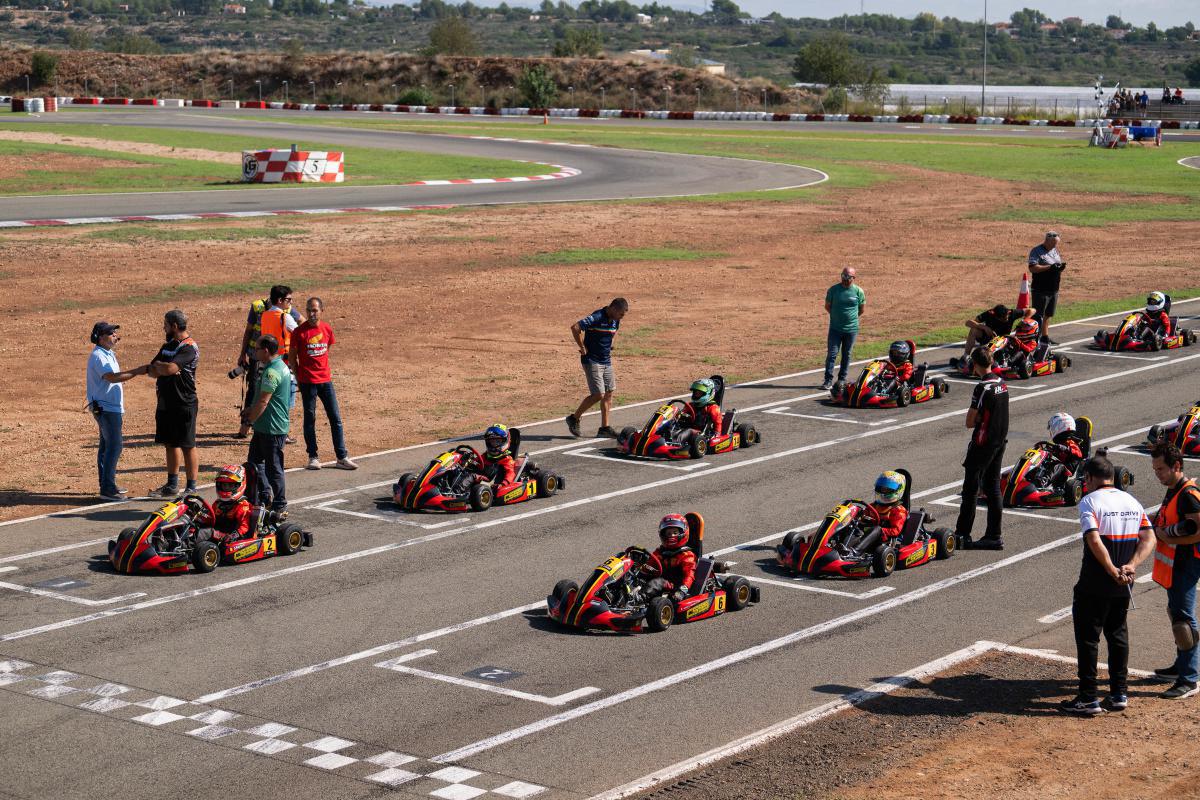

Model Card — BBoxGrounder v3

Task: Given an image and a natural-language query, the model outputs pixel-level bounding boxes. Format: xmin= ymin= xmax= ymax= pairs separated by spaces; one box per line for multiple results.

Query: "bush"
xmin=396 ymin=86 xmax=434 ymax=105
xmin=30 ymin=51 xmax=58 ymax=87
xmin=1185 ymin=57 xmax=1200 ymax=86
xmin=518 ymin=63 xmax=557 ymax=107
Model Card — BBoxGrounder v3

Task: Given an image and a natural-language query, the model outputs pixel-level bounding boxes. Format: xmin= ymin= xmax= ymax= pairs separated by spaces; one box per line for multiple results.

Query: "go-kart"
xmin=1094 ymin=298 xmax=1194 ymax=352
xmin=949 ymin=334 xmax=1069 ymax=380
xmin=998 ymin=417 xmax=1133 ymax=507
xmin=1148 ymin=404 xmax=1200 ymax=457
xmin=547 ymin=512 xmax=760 ymax=632
xmin=108 ymin=494 xmax=314 ymax=575
xmin=618 ymin=375 xmax=760 ymax=460
xmin=776 ymin=469 xmax=954 ymax=579
xmin=831 ymin=340 xmax=948 ymax=408
xmin=392 ymin=427 xmax=564 ymax=513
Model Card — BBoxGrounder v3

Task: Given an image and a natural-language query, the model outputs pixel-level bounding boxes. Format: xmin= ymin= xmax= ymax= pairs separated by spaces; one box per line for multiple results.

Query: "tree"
xmin=667 ymin=47 xmax=699 ymax=67
xmin=518 ymin=63 xmax=558 ymax=107
xmin=792 ymin=33 xmax=858 ymax=87
xmin=67 ymin=28 xmax=92 ymax=50
xmin=426 ymin=15 xmax=477 ymax=55
xmin=708 ymin=0 xmax=742 ymax=25
xmin=30 ymin=51 xmax=58 ymax=86
xmin=1105 ymin=14 xmax=1128 ymax=30
xmin=1185 ymin=57 xmax=1200 ymax=86
xmin=552 ymin=25 xmax=602 ymax=57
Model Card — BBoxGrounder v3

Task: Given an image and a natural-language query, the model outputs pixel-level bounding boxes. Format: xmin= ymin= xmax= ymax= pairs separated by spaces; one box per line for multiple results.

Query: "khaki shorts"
xmin=583 ymin=359 xmax=616 ymax=395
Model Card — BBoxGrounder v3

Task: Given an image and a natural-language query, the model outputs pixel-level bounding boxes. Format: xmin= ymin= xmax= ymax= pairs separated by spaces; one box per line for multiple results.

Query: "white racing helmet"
xmin=1047 ymin=412 xmax=1075 ymax=439
xmin=1146 ymin=291 xmax=1166 ymax=313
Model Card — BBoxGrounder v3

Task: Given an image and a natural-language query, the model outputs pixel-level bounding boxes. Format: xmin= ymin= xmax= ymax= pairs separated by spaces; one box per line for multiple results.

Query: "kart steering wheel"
xmin=182 ymin=494 xmax=213 ymax=521
xmin=455 ymin=445 xmax=480 ymax=466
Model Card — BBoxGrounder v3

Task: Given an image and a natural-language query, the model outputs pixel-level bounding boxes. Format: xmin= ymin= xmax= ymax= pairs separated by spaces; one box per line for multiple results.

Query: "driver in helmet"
xmin=677 ymin=378 xmax=723 ymax=443
xmin=639 ymin=513 xmax=698 ymax=604
xmin=879 ymin=341 xmax=915 ymax=386
xmin=1001 ymin=310 xmax=1040 ymax=363
xmin=1140 ymin=291 xmax=1173 ymax=345
xmin=477 ymin=423 xmax=519 ymax=489
xmin=192 ymin=464 xmax=257 ymax=540
xmin=868 ymin=470 xmax=910 ymax=544
xmin=1046 ymin=412 xmax=1084 ymax=477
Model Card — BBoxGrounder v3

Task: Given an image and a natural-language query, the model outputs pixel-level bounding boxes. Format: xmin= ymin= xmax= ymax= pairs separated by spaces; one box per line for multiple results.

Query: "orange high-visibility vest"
xmin=259 ymin=308 xmax=292 ymax=357
xmin=1153 ymin=478 xmax=1200 ymax=589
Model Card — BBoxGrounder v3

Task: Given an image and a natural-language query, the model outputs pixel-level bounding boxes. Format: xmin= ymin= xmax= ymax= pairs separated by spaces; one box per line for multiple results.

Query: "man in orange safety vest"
xmin=1151 ymin=440 xmax=1200 ymax=699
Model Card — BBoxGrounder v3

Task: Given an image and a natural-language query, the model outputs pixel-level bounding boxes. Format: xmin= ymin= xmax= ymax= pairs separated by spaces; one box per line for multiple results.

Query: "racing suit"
xmin=642 ymin=545 xmax=698 ymax=601
xmin=195 ymin=498 xmax=257 ymax=540
xmin=869 ymin=501 xmax=910 ymax=543
xmin=879 ymin=360 xmax=914 ymax=398
xmin=679 ymin=402 xmax=723 ymax=442
xmin=1047 ymin=433 xmax=1084 ymax=485
xmin=479 ymin=449 xmax=519 ymax=490
xmin=1000 ymin=324 xmax=1039 ymax=369
xmin=1142 ymin=310 xmax=1173 ymax=337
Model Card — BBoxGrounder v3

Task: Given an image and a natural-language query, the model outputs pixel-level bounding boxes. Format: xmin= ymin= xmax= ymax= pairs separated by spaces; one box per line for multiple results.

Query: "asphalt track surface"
xmin=3 ymin=304 xmax=1200 ymax=799
xmin=0 ymin=110 xmax=827 ymax=223
xmin=1182 ymin=155 xmax=1200 ymax=170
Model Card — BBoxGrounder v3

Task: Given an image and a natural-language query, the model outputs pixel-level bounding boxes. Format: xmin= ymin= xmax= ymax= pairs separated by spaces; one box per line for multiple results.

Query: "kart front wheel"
xmin=117 ymin=526 xmax=136 ymax=543
xmin=192 ymin=540 xmax=220 ymax=573
xmin=469 ymin=482 xmax=494 ymax=512
xmin=688 ymin=436 xmax=708 ymax=459
xmin=830 ymin=381 xmax=845 ymax=401
xmin=393 ymin=473 xmax=416 ymax=501
xmin=618 ymin=426 xmax=637 ymax=447
xmin=1115 ymin=466 xmax=1134 ymax=490
xmin=896 ymin=387 xmax=911 ymax=407
xmin=1016 ymin=359 xmax=1031 ymax=380
xmin=871 ymin=544 xmax=896 ymax=578
xmin=736 ymin=423 xmax=760 ymax=448
xmin=278 ymin=523 xmax=304 ymax=555
xmin=933 ymin=527 xmax=955 ymax=560
xmin=725 ymin=577 xmax=752 ymax=610
xmin=552 ymin=579 xmax=578 ymax=603
xmin=1064 ymin=478 xmax=1083 ymax=506
xmin=781 ymin=530 xmax=802 ymax=553
xmin=645 ymin=596 xmax=674 ymax=632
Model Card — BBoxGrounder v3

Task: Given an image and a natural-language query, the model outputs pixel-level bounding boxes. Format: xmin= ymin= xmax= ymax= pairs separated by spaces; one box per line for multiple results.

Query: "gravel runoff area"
xmin=631 ymin=649 xmax=1200 ymax=800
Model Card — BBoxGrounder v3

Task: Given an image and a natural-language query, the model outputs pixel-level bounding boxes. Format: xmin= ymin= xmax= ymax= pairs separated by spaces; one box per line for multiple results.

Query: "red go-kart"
xmin=1094 ymin=299 xmax=1195 ymax=352
xmin=832 ymin=340 xmax=948 ymax=408
xmin=998 ymin=417 xmax=1133 ymax=507
xmin=547 ymin=512 xmax=760 ymax=632
xmin=618 ymin=375 xmax=760 ymax=460
xmin=1148 ymin=404 xmax=1200 ymax=457
xmin=393 ymin=427 xmax=564 ymax=513
xmin=776 ymin=470 xmax=954 ymax=579
xmin=950 ymin=334 xmax=1069 ymax=380
xmin=108 ymin=495 xmax=313 ymax=575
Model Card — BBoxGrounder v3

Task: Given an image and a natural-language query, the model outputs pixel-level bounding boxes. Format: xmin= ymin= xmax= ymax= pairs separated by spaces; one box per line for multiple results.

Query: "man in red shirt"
xmin=290 ymin=297 xmax=356 ymax=470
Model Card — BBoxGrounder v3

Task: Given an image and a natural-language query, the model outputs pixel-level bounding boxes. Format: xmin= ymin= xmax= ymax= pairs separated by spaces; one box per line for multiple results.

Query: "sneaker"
xmin=99 ymin=489 xmax=128 ymax=501
xmin=1104 ymin=694 xmax=1128 ymax=711
xmin=820 ymin=381 xmax=833 ymax=391
xmin=565 ymin=414 xmax=581 ymax=437
xmin=1059 ymin=696 xmax=1103 ymax=716
xmin=1153 ymin=664 xmax=1180 ymax=682
xmin=972 ymin=536 xmax=1005 ymax=551
xmin=596 ymin=426 xmax=618 ymax=438
xmin=285 ymin=435 xmax=297 ymax=445
xmin=306 ymin=457 xmax=322 ymax=470
xmin=146 ymin=483 xmax=181 ymax=499
xmin=1161 ymin=680 xmax=1199 ymax=699
xmin=335 ymin=457 xmax=358 ymax=470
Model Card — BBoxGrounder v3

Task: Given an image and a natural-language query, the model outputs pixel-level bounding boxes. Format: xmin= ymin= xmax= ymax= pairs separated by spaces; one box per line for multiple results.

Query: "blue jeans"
xmin=248 ymin=431 xmax=287 ymax=510
xmin=299 ymin=381 xmax=348 ymax=460
xmin=824 ymin=329 xmax=858 ymax=384
xmin=1168 ymin=546 xmax=1200 ymax=684
xmin=95 ymin=410 xmax=123 ymax=494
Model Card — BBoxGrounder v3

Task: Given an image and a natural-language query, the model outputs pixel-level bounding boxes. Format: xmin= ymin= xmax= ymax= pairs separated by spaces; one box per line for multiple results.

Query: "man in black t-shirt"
xmin=147 ymin=309 xmax=201 ymax=499
xmin=961 ymin=304 xmax=1017 ymax=362
xmin=1150 ymin=441 xmax=1200 ymax=699
xmin=1028 ymin=231 xmax=1066 ymax=343
xmin=955 ymin=346 xmax=1009 ymax=550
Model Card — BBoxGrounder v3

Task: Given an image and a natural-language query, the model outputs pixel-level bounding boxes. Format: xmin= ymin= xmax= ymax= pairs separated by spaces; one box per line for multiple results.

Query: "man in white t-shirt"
xmin=1061 ymin=456 xmax=1154 ymax=715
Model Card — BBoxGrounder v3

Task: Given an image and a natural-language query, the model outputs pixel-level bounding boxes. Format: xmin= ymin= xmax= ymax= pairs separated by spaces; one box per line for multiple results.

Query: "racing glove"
xmin=1161 ymin=519 xmax=1198 ymax=539
xmin=672 ymin=587 xmax=689 ymax=603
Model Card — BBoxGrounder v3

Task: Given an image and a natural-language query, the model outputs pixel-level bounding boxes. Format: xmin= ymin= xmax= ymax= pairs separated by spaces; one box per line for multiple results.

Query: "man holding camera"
xmin=1028 ymin=231 xmax=1066 ymax=343
xmin=234 ymin=286 xmax=301 ymax=440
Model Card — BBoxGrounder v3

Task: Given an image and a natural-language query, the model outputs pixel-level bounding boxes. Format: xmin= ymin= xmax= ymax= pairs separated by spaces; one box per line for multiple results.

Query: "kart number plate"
xmin=1025 ymin=449 xmax=1040 ymax=459
xmin=1190 ymin=407 xmax=1200 ymax=416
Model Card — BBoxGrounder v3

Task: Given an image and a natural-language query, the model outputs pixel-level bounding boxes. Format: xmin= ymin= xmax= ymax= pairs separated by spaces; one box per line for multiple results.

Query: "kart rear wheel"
xmin=469 ymin=482 xmax=494 ymax=512
xmin=736 ymin=423 xmax=760 ymax=448
xmin=933 ymin=378 xmax=948 ymax=398
xmin=1187 ymin=330 xmax=1197 ymax=346
xmin=278 ymin=523 xmax=304 ymax=555
xmin=1064 ymin=478 xmax=1083 ymax=506
xmin=933 ymin=527 xmax=955 ymax=560
xmin=724 ymin=577 xmax=752 ymax=610
xmin=1115 ymin=466 xmax=1134 ymax=490
xmin=537 ymin=473 xmax=561 ymax=498
xmin=1053 ymin=354 xmax=1068 ymax=373
xmin=552 ymin=579 xmax=578 ymax=603
xmin=645 ymin=596 xmax=674 ymax=632
xmin=192 ymin=540 xmax=220 ymax=573
xmin=619 ymin=426 xmax=637 ymax=446
xmin=871 ymin=544 xmax=896 ymax=578
xmin=688 ymin=436 xmax=708 ymax=459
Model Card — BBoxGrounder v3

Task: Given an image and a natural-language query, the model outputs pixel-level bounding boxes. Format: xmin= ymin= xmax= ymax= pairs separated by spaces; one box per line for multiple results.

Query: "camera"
xmin=228 ymin=365 xmax=246 ymax=380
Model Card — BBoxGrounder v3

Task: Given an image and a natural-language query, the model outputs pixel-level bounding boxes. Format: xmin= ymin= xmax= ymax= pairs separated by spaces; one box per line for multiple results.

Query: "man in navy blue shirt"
xmin=566 ymin=297 xmax=628 ymax=438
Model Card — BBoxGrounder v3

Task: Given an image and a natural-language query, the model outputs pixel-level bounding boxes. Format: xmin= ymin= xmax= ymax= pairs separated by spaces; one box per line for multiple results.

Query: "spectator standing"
xmin=1027 ymin=231 xmax=1066 ymax=342
xmin=257 ymin=285 xmax=303 ymax=444
xmin=954 ymin=346 xmax=1008 ymax=551
xmin=821 ymin=267 xmax=865 ymax=391
xmin=85 ymin=321 xmax=146 ymax=500
xmin=243 ymin=335 xmax=291 ymax=513
xmin=1061 ymin=456 xmax=1154 ymax=715
xmin=291 ymin=297 xmax=356 ymax=471
xmin=1149 ymin=441 xmax=1200 ymax=699
xmin=566 ymin=297 xmax=628 ymax=439
xmin=960 ymin=303 xmax=1017 ymax=363
xmin=147 ymin=310 xmax=200 ymax=499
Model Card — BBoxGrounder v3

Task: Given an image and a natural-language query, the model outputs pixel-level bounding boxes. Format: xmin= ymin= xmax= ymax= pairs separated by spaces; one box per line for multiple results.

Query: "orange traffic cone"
xmin=543 ymin=112 xmax=549 ymax=125
xmin=1017 ymin=272 xmax=1031 ymax=311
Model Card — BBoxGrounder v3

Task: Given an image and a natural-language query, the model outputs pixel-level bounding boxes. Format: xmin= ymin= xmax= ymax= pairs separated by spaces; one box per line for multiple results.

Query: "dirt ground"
xmin=634 ymin=650 xmax=1200 ymax=800
xmin=1 ymin=163 xmax=1198 ymax=520
xmin=0 ymin=129 xmax=235 ymax=164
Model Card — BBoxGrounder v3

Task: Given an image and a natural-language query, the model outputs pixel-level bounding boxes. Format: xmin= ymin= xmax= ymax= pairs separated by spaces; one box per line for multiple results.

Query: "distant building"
xmin=1039 ymin=22 xmax=1058 ymax=31
xmin=627 ymin=49 xmax=725 ymax=75
xmin=635 ymin=12 xmax=651 ymax=24
xmin=1107 ymin=28 xmax=1128 ymax=39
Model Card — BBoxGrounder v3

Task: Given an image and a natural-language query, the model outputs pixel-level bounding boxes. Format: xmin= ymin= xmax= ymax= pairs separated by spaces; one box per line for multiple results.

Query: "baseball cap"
xmin=1045 ymin=230 xmax=1060 ymax=238
xmin=90 ymin=321 xmax=119 ymax=344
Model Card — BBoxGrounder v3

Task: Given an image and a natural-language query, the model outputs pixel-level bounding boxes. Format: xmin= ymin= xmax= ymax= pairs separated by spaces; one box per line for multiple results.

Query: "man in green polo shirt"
xmin=822 ymin=267 xmax=866 ymax=391
xmin=242 ymin=334 xmax=292 ymax=512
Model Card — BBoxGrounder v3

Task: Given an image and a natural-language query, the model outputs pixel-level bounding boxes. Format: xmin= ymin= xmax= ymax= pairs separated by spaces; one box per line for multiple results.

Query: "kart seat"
xmin=721 ymin=410 xmax=736 ymax=435
xmin=898 ymin=509 xmax=925 ymax=546
xmin=687 ymin=558 xmax=714 ymax=598
xmin=1165 ymin=294 xmax=1173 ymax=315
xmin=684 ymin=511 xmax=704 ymax=559
xmin=1073 ymin=416 xmax=1093 ymax=457
xmin=709 ymin=375 xmax=726 ymax=409
xmin=904 ymin=340 xmax=917 ymax=365
xmin=912 ymin=363 xmax=928 ymax=387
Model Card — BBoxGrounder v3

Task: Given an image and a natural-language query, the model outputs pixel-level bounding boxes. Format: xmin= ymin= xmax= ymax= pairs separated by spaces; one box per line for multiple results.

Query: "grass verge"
xmin=86 ymin=224 xmax=304 ymax=242
xmin=525 ymin=246 xmax=725 ymax=265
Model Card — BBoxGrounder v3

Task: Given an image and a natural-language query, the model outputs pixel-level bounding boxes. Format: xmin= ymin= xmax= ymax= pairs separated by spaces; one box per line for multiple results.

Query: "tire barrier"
xmin=241 ymin=148 xmax=345 ymax=183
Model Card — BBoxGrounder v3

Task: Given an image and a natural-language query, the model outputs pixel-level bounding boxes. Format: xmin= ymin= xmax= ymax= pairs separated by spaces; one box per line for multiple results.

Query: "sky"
xmin=730 ymin=0 xmax=1195 ymax=28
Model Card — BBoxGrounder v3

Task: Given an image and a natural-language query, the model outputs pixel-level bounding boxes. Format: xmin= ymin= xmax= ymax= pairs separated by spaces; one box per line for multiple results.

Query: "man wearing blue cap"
xmin=86 ymin=322 xmax=148 ymax=500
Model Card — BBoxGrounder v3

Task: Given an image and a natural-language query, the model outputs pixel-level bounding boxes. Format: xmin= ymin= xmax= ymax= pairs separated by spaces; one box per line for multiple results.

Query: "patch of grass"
xmin=623 ymin=346 xmax=666 ymax=357
xmin=816 ymin=222 xmax=867 ymax=233
xmin=700 ymin=355 xmax=724 ymax=366
xmin=117 ymin=274 xmax=370 ymax=306
xmin=980 ymin=203 xmax=1200 ymax=227
xmin=86 ymin=224 xmax=304 ymax=243
xmin=625 ymin=324 xmax=670 ymax=340
xmin=525 ymin=246 xmax=724 ymax=265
